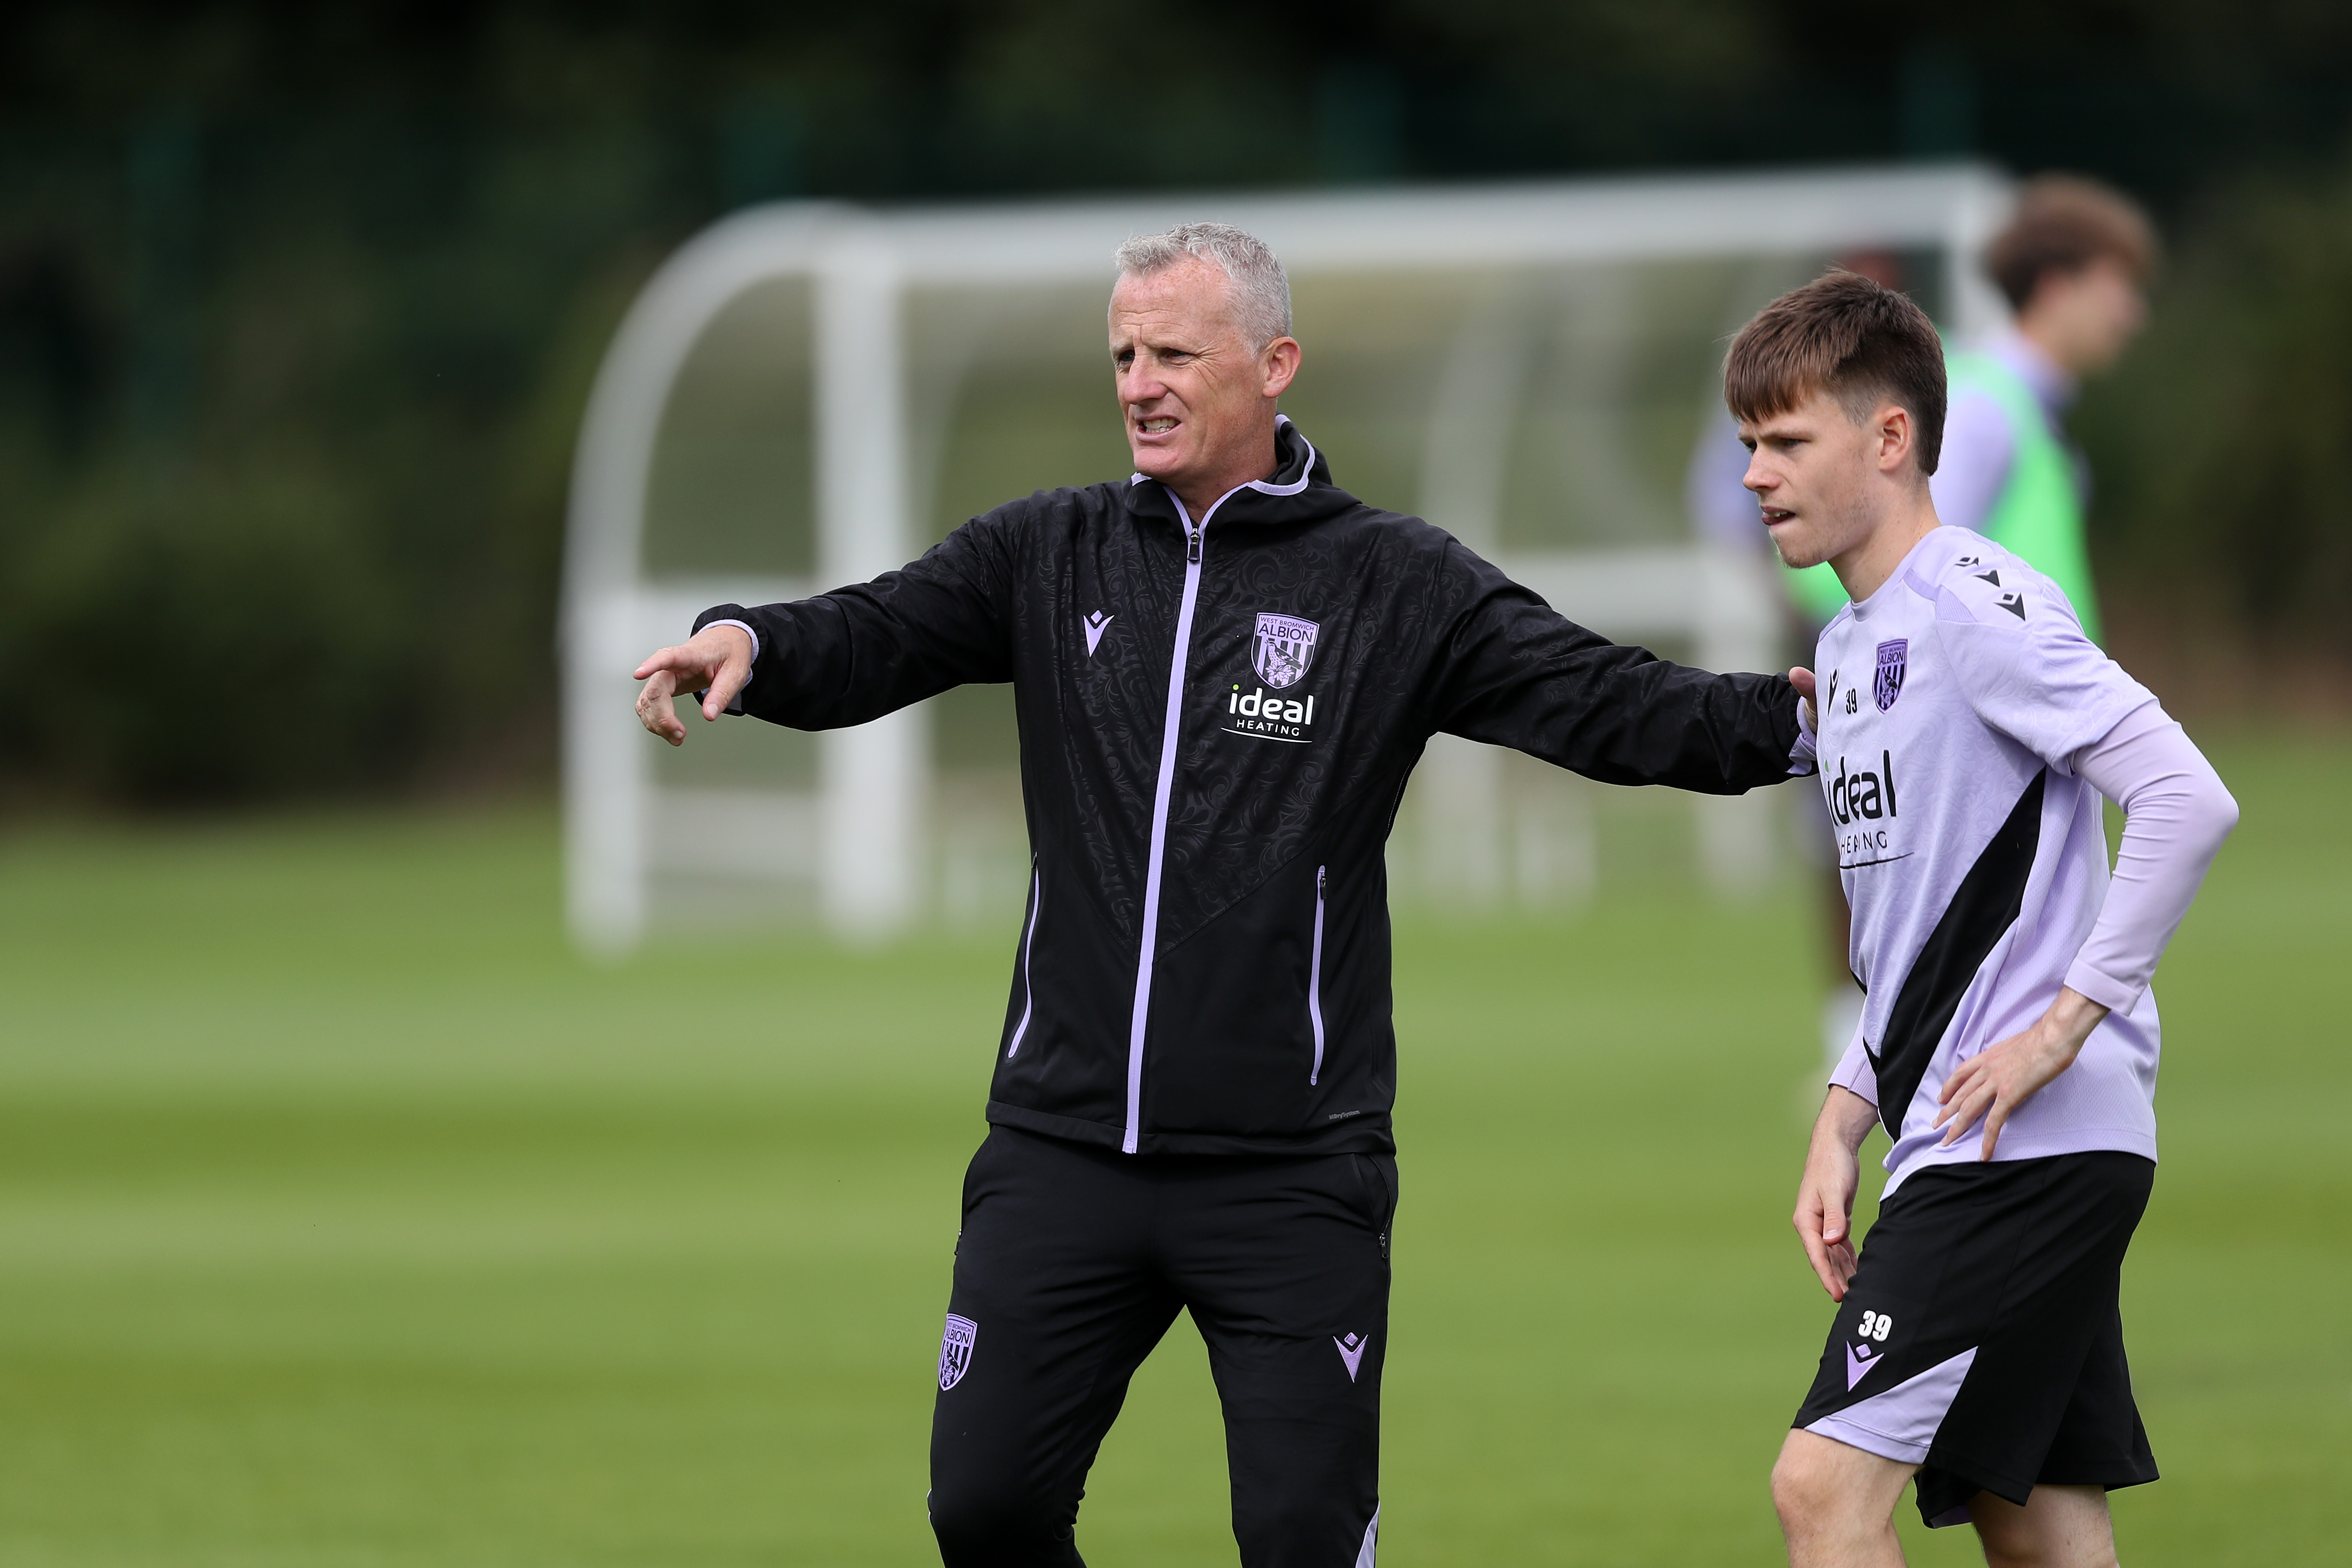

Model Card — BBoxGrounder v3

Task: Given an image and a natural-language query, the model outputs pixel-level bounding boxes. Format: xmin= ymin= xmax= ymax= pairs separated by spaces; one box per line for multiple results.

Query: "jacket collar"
xmin=1126 ymin=416 xmax=1356 ymax=531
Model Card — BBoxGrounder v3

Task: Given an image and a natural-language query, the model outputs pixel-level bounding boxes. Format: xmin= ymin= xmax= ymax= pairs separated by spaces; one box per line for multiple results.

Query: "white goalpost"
xmin=563 ymin=163 xmax=2013 ymax=951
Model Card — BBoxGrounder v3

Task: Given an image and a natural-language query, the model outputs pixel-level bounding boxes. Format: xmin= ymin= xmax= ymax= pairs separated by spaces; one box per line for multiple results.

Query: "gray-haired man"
xmin=633 ymin=224 xmax=1816 ymax=1565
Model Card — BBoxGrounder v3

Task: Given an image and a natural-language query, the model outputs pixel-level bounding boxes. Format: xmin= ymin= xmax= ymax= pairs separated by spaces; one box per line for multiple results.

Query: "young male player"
xmin=1726 ymin=272 xmax=2237 ymax=1566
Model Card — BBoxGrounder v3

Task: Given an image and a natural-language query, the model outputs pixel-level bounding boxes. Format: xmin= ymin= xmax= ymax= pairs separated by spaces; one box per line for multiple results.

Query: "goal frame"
xmin=563 ymin=162 xmax=2014 ymax=950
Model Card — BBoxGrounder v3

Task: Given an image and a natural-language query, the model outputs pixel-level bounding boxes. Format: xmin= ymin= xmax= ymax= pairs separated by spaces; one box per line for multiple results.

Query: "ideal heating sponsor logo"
xmin=1828 ymin=749 xmax=1911 ymax=866
xmin=1225 ymin=684 xmax=1318 ymax=742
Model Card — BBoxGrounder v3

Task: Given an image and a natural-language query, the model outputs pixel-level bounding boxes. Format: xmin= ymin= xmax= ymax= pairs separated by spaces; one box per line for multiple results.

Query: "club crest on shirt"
xmin=1252 ymin=613 xmax=1320 ymax=691
xmin=1874 ymin=639 xmax=1908 ymax=712
xmin=938 ymin=1314 xmax=977 ymax=1391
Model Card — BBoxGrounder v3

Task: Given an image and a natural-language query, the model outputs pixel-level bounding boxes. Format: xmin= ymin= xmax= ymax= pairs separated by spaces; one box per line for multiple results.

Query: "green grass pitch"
xmin=0 ymin=734 xmax=2343 ymax=1565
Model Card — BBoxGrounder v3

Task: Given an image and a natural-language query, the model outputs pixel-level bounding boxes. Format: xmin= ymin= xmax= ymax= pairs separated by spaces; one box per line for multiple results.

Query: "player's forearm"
xmin=1813 ymin=1086 xmax=1879 ymax=1157
xmin=2065 ymin=705 xmax=2239 ymax=1011
xmin=2040 ymin=987 xmax=2109 ymax=1059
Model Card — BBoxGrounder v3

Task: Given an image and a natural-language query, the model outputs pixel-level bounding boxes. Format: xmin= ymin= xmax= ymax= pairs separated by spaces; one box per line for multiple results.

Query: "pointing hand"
xmin=633 ymin=624 xmax=755 ymax=746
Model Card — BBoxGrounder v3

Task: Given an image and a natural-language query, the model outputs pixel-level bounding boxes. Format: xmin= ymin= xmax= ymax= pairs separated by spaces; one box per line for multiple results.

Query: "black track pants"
xmin=928 ymin=1125 xmax=1396 ymax=1567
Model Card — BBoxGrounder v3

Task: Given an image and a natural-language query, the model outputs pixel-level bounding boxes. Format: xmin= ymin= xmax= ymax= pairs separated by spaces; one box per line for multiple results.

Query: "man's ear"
xmin=1261 ymin=336 xmax=1302 ymax=400
xmin=1875 ymin=404 xmax=1914 ymax=474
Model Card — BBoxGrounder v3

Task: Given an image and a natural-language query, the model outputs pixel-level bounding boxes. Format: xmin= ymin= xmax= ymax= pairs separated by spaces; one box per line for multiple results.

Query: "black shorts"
xmin=929 ymin=1125 xmax=1396 ymax=1567
xmin=1792 ymin=1151 xmax=2159 ymax=1528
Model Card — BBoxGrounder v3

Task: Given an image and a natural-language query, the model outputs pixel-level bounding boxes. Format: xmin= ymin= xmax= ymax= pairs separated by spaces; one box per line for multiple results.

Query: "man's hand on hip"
xmin=1795 ymin=1086 xmax=1877 ymax=1301
xmin=633 ymin=624 xmax=754 ymax=746
xmin=1933 ymin=987 xmax=2109 ymax=1161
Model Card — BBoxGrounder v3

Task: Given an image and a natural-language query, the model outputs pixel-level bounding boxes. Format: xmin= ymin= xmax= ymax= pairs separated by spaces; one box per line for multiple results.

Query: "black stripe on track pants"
xmin=928 ymin=1125 xmax=1396 ymax=1567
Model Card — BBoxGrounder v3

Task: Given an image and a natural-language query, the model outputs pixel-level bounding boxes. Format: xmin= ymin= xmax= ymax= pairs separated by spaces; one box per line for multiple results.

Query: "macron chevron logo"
xmin=1083 ymin=610 xmax=1114 ymax=656
xmin=1845 ymin=1341 xmax=1886 ymax=1391
xmin=1334 ymin=1331 xmax=1370 ymax=1382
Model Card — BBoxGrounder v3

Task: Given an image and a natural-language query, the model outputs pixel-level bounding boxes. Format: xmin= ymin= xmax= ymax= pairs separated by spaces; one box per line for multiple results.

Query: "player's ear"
xmin=1876 ymin=403 xmax=1913 ymax=474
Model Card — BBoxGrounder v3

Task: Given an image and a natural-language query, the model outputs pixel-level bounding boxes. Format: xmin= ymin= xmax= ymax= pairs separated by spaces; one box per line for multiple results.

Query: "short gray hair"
xmin=1113 ymin=223 xmax=1292 ymax=350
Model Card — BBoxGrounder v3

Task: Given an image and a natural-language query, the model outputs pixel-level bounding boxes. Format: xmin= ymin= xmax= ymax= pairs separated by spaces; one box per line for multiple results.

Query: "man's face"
xmin=2023 ymin=256 xmax=2147 ymax=376
xmin=1738 ymin=387 xmax=1911 ymax=570
xmin=1109 ymin=259 xmax=1295 ymax=502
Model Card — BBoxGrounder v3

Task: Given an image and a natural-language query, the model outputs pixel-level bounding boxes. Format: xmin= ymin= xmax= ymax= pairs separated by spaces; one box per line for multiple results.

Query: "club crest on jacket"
xmin=1253 ymin=613 xmax=1320 ymax=691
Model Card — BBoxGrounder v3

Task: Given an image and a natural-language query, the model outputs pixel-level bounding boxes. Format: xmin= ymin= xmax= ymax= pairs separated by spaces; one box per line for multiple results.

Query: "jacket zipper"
xmin=1006 ymin=864 xmax=1041 ymax=1058
xmin=1308 ymin=864 xmax=1328 ymax=1086
xmin=1123 ymin=504 xmax=1209 ymax=1153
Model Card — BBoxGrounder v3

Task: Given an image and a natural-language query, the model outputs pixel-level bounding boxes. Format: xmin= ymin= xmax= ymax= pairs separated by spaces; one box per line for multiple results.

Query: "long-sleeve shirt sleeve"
xmin=1829 ymin=1027 xmax=1876 ymax=1105
xmin=2063 ymin=703 xmax=2240 ymax=1012
xmin=1422 ymin=540 xmax=1809 ymax=794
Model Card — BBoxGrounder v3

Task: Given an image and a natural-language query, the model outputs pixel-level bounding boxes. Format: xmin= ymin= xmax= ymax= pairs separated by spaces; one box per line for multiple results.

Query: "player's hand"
xmin=633 ymin=624 xmax=755 ymax=746
xmin=1934 ymin=988 xmax=2110 ymax=1161
xmin=1789 ymin=666 xmax=1818 ymax=733
xmin=1794 ymin=1087 xmax=1875 ymax=1301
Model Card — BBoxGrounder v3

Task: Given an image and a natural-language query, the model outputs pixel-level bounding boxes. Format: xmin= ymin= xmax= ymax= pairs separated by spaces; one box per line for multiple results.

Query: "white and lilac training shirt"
xmin=1816 ymin=526 xmax=2228 ymax=1194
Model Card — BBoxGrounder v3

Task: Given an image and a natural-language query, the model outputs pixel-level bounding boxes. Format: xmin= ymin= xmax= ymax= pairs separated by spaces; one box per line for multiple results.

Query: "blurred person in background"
xmin=1690 ymin=178 xmax=2159 ymax=1070
xmin=631 ymin=222 xmax=1814 ymax=1567
xmin=1782 ymin=176 xmax=2157 ymax=642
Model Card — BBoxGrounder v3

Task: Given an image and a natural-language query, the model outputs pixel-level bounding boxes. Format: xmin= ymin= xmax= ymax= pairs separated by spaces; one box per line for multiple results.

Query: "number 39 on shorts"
xmin=1857 ymin=1310 xmax=1893 ymax=1342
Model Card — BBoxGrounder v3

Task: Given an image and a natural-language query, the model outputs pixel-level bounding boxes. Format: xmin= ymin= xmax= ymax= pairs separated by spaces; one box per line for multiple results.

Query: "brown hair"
xmin=1985 ymin=175 xmax=2159 ymax=312
xmin=1723 ymin=270 xmax=1949 ymax=475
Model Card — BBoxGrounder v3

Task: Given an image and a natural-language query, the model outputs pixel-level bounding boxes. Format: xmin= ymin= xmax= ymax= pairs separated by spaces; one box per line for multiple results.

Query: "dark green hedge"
xmin=3 ymin=3 xmax=2349 ymax=800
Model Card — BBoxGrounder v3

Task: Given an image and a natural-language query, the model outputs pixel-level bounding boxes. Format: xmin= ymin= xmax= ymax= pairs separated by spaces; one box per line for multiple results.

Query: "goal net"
xmin=564 ymin=164 xmax=2013 ymax=950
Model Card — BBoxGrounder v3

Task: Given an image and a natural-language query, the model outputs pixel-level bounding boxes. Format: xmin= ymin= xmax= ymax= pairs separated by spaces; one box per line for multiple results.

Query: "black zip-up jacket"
xmin=697 ymin=420 xmax=1802 ymax=1156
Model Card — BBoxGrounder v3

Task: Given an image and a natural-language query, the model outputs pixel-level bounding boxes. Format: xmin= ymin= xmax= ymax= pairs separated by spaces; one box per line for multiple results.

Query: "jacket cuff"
xmin=691 ymin=606 xmax=759 ymax=713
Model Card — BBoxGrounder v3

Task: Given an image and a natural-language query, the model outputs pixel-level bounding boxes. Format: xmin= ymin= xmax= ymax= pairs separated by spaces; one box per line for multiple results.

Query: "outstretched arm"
xmin=1933 ymin=703 xmax=2238 ymax=1158
xmin=1425 ymin=542 xmax=1812 ymax=792
xmin=628 ymin=513 xmax=1017 ymax=745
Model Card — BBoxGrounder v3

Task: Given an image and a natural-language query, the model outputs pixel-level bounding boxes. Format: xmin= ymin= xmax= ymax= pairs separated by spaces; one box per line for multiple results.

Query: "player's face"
xmin=1109 ymin=260 xmax=1298 ymax=503
xmin=1739 ymin=388 xmax=1910 ymax=570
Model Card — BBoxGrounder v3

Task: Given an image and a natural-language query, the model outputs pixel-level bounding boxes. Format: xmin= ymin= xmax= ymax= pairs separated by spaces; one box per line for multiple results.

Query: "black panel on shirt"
xmin=1867 ymin=769 xmax=2048 ymax=1140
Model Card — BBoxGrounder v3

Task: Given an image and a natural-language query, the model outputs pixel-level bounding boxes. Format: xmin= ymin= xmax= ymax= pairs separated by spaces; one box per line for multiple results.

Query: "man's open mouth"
xmin=1135 ymin=416 xmax=1178 ymax=436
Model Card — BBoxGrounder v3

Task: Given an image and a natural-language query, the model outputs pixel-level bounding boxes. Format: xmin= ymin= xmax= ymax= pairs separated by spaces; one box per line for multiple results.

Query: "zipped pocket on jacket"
xmin=1308 ymin=865 xmax=1327 ymax=1086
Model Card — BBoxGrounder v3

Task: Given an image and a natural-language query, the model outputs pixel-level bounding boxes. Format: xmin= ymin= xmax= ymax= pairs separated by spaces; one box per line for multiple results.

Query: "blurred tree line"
xmin=2 ymin=1 xmax=2348 ymax=802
